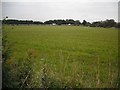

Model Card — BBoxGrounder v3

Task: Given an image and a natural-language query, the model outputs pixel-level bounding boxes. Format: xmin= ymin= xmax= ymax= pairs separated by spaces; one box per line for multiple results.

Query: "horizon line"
xmin=2 ymin=18 xmax=118 ymax=23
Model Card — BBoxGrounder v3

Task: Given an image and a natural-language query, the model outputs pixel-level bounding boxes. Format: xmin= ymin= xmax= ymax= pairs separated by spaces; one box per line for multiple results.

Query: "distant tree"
xmin=2 ymin=16 xmax=8 ymax=24
xmin=55 ymin=20 xmax=63 ymax=25
xmin=91 ymin=22 xmax=101 ymax=27
xmin=74 ymin=20 xmax=81 ymax=26
xmin=86 ymin=22 xmax=91 ymax=26
xmin=105 ymin=19 xmax=116 ymax=27
xmin=44 ymin=20 xmax=53 ymax=24
xmin=91 ymin=19 xmax=117 ymax=28
xmin=34 ymin=21 xmax=43 ymax=25
xmin=82 ymin=20 xmax=87 ymax=26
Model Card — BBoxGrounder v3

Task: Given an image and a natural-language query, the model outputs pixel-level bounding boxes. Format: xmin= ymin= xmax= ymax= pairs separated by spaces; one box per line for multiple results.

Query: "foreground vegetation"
xmin=2 ymin=25 xmax=119 ymax=88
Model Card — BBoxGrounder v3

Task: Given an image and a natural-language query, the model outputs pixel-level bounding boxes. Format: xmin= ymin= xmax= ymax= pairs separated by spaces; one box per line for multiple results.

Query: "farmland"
xmin=3 ymin=25 xmax=118 ymax=88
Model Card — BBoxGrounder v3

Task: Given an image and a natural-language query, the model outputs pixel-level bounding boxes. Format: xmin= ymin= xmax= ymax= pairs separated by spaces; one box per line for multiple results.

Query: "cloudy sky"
xmin=2 ymin=0 xmax=119 ymax=22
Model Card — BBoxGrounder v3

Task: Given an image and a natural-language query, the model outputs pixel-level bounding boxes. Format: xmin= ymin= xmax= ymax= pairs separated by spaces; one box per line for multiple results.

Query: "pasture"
xmin=3 ymin=25 xmax=118 ymax=88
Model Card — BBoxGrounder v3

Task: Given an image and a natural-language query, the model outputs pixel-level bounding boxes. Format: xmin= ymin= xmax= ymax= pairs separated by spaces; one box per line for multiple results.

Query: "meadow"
xmin=3 ymin=25 xmax=119 ymax=88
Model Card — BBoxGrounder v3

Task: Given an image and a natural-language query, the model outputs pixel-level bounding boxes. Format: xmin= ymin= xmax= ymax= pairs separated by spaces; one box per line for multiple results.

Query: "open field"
xmin=3 ymin=25 xmax=118 ymax=88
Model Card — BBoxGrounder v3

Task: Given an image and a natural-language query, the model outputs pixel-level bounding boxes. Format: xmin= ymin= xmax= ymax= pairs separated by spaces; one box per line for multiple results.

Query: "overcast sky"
xmin=2 ymin=0 xmax=119 ymax=22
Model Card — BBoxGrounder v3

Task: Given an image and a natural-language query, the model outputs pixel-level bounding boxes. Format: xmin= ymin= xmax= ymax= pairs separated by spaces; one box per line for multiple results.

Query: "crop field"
xmin=3 ymin=25 xmax=118 ymax=88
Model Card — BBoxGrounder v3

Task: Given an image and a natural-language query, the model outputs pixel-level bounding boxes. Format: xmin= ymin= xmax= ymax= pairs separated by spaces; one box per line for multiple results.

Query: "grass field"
xmin=3 ymin=25 xmax=118 ymax=88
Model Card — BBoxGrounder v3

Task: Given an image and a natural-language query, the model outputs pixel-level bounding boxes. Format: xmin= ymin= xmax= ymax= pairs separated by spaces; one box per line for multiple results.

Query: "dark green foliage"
xmin=44 ymin=19 xmax=81 ymax=25
xmin=91 ymin=19 xmax=117 ymax=28
xmin=2 ymin=19 xmax=81 ymax=26
xmin=82 ymin=20 xmax=87 ymax=26
xmin=2 ymin=19 xmax=119 ymax=28
xmin=2 ymin=19 xmax=43 ymax=25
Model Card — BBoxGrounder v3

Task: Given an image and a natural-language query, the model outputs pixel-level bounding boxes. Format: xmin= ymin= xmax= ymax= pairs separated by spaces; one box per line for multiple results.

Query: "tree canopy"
xmin=2 ymin=19 xmax=119 ymax=28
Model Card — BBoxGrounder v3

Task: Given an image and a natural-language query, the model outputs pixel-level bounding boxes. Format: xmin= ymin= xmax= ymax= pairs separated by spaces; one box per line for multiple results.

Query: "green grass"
xmin=3 ymin=25 xmax=118 ymax=88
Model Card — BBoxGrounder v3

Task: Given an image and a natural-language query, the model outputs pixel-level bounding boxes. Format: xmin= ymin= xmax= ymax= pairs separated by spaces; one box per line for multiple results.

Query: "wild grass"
xmin=2 ymin=25 xmax=118 ymax=88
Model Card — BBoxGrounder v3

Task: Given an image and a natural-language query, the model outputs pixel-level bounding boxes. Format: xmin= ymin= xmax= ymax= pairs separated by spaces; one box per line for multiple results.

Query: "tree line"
xmin=2 ymin=19 xmax=120 ymax=28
